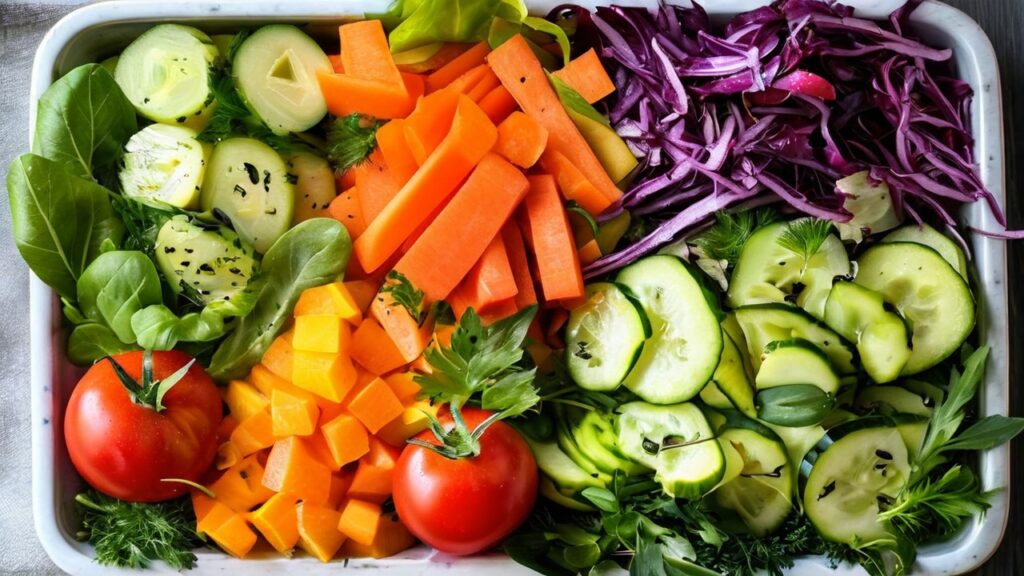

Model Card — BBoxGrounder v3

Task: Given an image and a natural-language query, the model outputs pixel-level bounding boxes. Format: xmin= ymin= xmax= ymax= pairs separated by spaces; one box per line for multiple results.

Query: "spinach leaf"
xmin=7 ymin=154 xmax=124 ymax=300
xmin=32 ymin=64 xmax=137 ymax=183
xmin=67 ymin=323 xmax=139 ymax=365
xmin=131 ymin=291 xmax=256 ymax=351
xmin=383 ymin=0 xmax=527 ymax=53
xmin=112 ymin=197 xmax=186 ymax=256
xmin=77 ymin=251 xmax=163 ymax=343
xmin=208 ymin=218 xmax=351 ymax=381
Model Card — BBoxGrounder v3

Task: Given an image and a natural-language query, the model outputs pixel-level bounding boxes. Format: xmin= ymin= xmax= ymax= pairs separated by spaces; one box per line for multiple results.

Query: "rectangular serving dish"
xmin=28 ymin=1 xmax=1009 ymax=574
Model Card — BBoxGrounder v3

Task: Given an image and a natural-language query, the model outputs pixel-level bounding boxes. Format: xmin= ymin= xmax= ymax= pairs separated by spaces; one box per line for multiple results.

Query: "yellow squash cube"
xmin=224 ymin=380 xmax=269 ymax=422
xmin=271 ymin=387 xmax=320 ymax=437
xmin=292 ymin=350 xmax=358 ymax=403
xmin=295 ymin=282 xmax=363 ymax=325
xmin=293 ymin=315 xmax=352 ymax=355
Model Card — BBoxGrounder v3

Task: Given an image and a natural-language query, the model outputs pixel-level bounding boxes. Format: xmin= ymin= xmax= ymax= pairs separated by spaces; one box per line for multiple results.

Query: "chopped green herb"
xmin=777 ymin=218 xmax=834 ymax=261
xmin=326 ymin=114 xmax=381 ymax=173
xmin=693 ymin=208 xmax=778 ymax=265
xmin=380 ymin=270 xmax=426 ymax=324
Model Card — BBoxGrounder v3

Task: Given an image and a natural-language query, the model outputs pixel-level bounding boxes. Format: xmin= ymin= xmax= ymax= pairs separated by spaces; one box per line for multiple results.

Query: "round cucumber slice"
xmin=734 ymin=304 xmax=856 ymax=375
xmin=566 ymin=282 xmax=649 ymax=391
xmin=119 ymin=124 xmax=210 ymax=209
xmin=855 ymin=386 xmax=932 ymax=417
xmin=803 ymin=425 xmax=909 ymax=544
xmin=154 ymin=215 xmax=256 ymax=305
xmin=882 ymin=223 xmax=968 ymax=281
xmin=728 ymin=221 xmax=851 ymax=320
xmin=115 ymin=24 xmax=218 ymax=128
xmin=616 ymin=402 xmax=724 ymax=500
xmin=823 ymin=281 xmax=911 ymax=384
xmin=233 ymin=25 xmax=332 ymax=135
xmin=616 ymin=256 xmax=723 ymax=404
xmin=201 ymin=137 xmax=295 ymax=253
xmin=715 ymin=428 xmax=794 ymax=536
xmin=854 ymin=242 xmax=975 ymax=375
xmin=288 ymin=152 xmax=337 ymax=224
xmin=756 ymin=339 xmax=840 ymax=394
xmin=709 ymin=330 xmax=756 ymax=417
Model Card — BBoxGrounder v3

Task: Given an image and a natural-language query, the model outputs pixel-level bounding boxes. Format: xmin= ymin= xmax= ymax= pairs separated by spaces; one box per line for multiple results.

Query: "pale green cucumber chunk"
xmin=119 ymin=124 xmax=210 ymax=209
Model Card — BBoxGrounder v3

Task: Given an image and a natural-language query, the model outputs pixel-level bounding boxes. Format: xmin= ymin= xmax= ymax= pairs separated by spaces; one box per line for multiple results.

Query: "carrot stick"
xmin=352 ymin=150 xmax=402 ymax=224
xmin=393 ymin=153 xmax=529 ymax=301
xmin=403 ymin=88 xmax=460 ymax=165
xmin=317 ymin=71 xmax=424 ymax=119
xmin=495 ymin=111 xmax=549 ymax=169
xmin=354 ymin=96 xmax=498 ymax=273
xmin=477 ymin=85 xmax=518 ymax=124
xmin=520 ymin=175 xmax=584 ymax=301
xmin=327 ymin=187 xmax=367 ymax=239
xmin=447 ymin=64 xmax=491 ymax=96
xmin=538 ymin=149 xmax=610 ymax=214
xmin=426 ymin=41 xmax=490 ymax=93
xmin=375 ymin=120 xmax=419 ymax=183
xmin=340 ymin=20 xmax=405 ymax=88
xmin=397 ymin=43 xmax=471 ymax=74
xmin=467 ymin=68 xmax=501 ymax=102
xmin=488 ymin=35 xmax=622 ymax=206
xmin=328 ymin=54 xmax=344 ymax=74
xmin=552 ymin=49 xmax=616 ymax=104
xmin=501 ymin=222 xmax=537 ymax=309
xmin=456 ymin=233 xmax=518 ymax=313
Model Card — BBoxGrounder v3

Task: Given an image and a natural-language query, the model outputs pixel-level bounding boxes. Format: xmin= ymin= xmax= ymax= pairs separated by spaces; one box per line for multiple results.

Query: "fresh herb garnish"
xmin=326 ymin=114 xmax=381 ymax=173
xmin=380 ymin=270 xmax=426 ymax=324
xmin=776 ymin=218 xmax=834 ymax=261
xmin=75 ymin=490 xmax=200 ymax=570
xmin=694 ymin=209 xmax=778 ymax=265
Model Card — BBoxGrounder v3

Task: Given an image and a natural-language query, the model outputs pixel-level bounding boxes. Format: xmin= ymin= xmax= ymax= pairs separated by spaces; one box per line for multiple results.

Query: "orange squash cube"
xmin=249 ymin=363 xmax=290 ymax=396
xmin=347 ymin=463 xmax=392 ymax=503
xmin=292 ymin=350 xmax=358 ymax=403
xmin=338 ymin=499 xmax=382 ymax=545
xmin=297 ymin=502 xmax=347 ymax=563
xmin=377 ymin=401 xmax=439 ymax=447
xmin=261 ymin=330 xmax=295 ymax=381
xmin=294 ymin=282 xmax=363 ymax=324
xmin=230 ymin=410 xmax=275 ymax=457
xmin=344 ymin=280 xmax=381 ymax=313
xmin=383 ymin=372 xmax=420 ymax=402
xmin=249 ymin=492 xmax=300 ymax=554
xmin=327 ymin=471 xmax=355 ymax=508
xmin=363 ymin=437 xmax=402 ymax=470
xmin=271 ymin=387 xmax=321 ymax=438
xmin=350 ymin=319 xmax=408 ymax=375
xmin=293 ymin=315 xmax=353 ymax=354
xmin=225 ymin=380 xmax=269 ymax=422
xmin=194 ymin=497 xmax=258 ymax=558
xmin=216 ymin=441 xmax=241 ymax=471
xmin=370 ymin=291 xmax=433 ymax=362
xmin=347 ymin=377 xmax=404 ymax=434
xmin=263 ymin=437 xmax=332 ymax=504
xmin=208 ymin=455 xmax=275 ymax=513
xmin=321 ymin=414 xmax=370 ymax=468
xmin=303 ymin=429 xmax=343 ymax=474
xmin=339 ymin=514 xmax=417 ymax=558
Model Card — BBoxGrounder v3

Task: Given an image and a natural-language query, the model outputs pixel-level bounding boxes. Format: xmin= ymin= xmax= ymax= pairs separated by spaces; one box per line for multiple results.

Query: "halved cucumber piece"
xmin=763 ymin=421 xmax=826 ymax=469
xmin=154 ymin=215 xmax=256 ymax=305
xmin=715 ymin=427 xmax=794 ymax=536
xmin=734 ymin=304 xmax=856 ymax=375
xmin=616 ymin=402 xmax=724 ymax=500
xmin=289 ymin=152 xmax=337 ymax=224
xmin=882 ymin=223 xmax=968 ymax=280
xmin=700 ymin=381 xmax=734 ymax=411
xmin=616 ymin=256 xmax=723 ymax=404
xmin=756 ymin=339 xmax=840 ymax=394
xmin=115 ymin=24 xmax=218 ymax=129
xmin=854 ymin=242 xmax=975 ymax=375
xmin=201 ymin=137 xmax=295 ymax=253
xmin=119 ymin=124 xmax=210 ymax=209
xmin=527 ymin=438 xmax=605 ymax=497
xmin=893 ymin=415 xmax=930 ymax=461
xmin=566 ymin=282 xmax=650 ymax=391
xmin=564 ymin=407 xmax=649 ymax=476
xmin=803 ymin=423 xmax=909 ymax=544
xmin=727 ymin=220 xmax=851 ymax=319
xmin=855 ymin=386 xmax=932 ymax=417
xmin=823 ymin=281 xmax=911 ymax=384
xmin=233 ymin=25 xmax=332 ymax=135
xmin=709 ymin=330 xmax=757 ymax=417
xmin=555 ymin=414 xmax=613 ymax=485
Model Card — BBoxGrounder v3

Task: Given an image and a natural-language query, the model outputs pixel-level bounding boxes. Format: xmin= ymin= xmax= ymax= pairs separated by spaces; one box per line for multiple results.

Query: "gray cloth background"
xmin=0 ymin=1 xmax=1020 ymax=575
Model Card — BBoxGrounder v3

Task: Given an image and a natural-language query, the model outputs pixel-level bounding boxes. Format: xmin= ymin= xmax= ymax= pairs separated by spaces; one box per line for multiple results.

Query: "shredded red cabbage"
xmin=555 ymin=0 xmax=1009 ymax=278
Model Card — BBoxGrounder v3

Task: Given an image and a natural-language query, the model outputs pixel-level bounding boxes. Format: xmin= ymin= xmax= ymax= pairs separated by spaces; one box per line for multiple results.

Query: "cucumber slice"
xmin=539 ymin=477 xmax=596 ymax=511
xmin=882 ymin=223 xmax=968 ymax=280
xmin=756 ymin=339 xmax=840 ymax=394
xmin=616 ymin=402 xmax=724 ymax=499
xmin=707 ymin=330 xmax=756 ymax=417
xmin=527 ymin=438 xmax=605 ymax=496
xmin=823 ymin=281 xmax=911 ymax=384
xmin=154 ymin=215 xmax=256 ymax=305
xmin=616 ymin=256 xmax=723 ymax=404
xmin=715 ymin=428 xmax=794 ymax=536
xmin=233 ymin=25 xmax=332 ymax=135
xmin=566 ymin=408 xmax=649 ymax=476
xmin=728 ymin=221 xmax=851 ymax=319
xmin=854 ymin=243 xmax=975 ymax=375
xmin=734 ymin=304 xmax=856 ymax=375
xmin=763 ymin=421 xmax=826 ymax=469
xmin=555 ymin=415 xmax=613 ymax=485
xmin=115 ymin=24 xmax=218 ymax=128
xmin=566 ymin=282 xmax=650 ymax=391
xmin=201 ymin=137 xmax=295 ymax=253
xmin=803 ymin=424 xmax=909 ymax=544
xmin=289 ymin=152 xmax=337 ymax=224
xmin=893 ymin=415 xmax=929 ymax=460
xmin=700 ymin=381 xmax=734 ymax=411
xmin=119 ymin=124 xmax=210 ymax=209
xmin=855 ymin=386 xmax=932 ymax=417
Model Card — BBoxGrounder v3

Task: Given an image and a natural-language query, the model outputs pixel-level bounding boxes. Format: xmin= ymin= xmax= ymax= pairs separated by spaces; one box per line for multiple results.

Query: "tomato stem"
xmin=161 ymin=478 xmax=216 ymax=498
xmin=103 ymin=351 xmax=195 ymax=413
xmin=410 ymin=404 xmax=510 ymax=460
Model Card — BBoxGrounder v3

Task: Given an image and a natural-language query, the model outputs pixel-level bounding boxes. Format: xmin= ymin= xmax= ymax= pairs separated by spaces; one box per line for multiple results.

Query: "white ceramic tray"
xmin=29 ymin=1 xmax=1009 ymax=574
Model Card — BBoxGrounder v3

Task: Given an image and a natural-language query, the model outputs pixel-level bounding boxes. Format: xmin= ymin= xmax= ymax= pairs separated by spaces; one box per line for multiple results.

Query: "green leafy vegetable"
xmin=32 ymin=63 xmax=137 ymax=183
xmin=382 ymin=0 xmax=526 ymax=53
xmin=415 ymin=305 xmax=539 ymax=417
xmin=208 ymin=218 xmax=351 ymax=381
xmin=131 ymin=297 xmax=251 ymax=351
xmin=112 ymin=196 xmax=185 ymax=256
xmin=878 ymin=465 xmax=991 ymax=541
xmin=326 ymin=114 xmax=381 ymax=174
xmin=7 ymin=154 xmax=124 ymax=300
xmin=381 ymin=270 xmax=426 ymax=323
xmin=776 ymin=218 xmax=834 ymax=261
xmin=693 ymin=209 xmax=778 ymax=265
xmin=67 ymin=323 xmax=139 ymax=365
xmin=76 ymin=251 xmax=164 ymax=345
xmin=75 ymin=491 xmax=200 ymax=570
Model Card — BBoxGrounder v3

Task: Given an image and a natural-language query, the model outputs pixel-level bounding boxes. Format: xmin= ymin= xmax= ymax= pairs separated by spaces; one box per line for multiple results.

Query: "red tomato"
xmin=393 ymin=408 xmax=538 ymax=555
xmin=64 ymin=351 xmax=222 ymax=502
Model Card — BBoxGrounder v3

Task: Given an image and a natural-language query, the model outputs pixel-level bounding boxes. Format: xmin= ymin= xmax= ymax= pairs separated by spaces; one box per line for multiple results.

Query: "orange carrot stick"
xmin=425 ymin=41 xmax=490 ymax=93
xmin=552 ymin=48 xmax=616 ymax=104
xmin=520 ymin=175 xmax=584 ymax=301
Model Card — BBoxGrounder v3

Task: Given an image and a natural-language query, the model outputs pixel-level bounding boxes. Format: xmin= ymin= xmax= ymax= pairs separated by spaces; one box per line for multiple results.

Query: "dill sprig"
xmin=76 ymin=490 xmax=200 ymax=570
xmin=326 ymin=114 xmax=381 ymax=173
xmin=776 ymin=218 xmax=834 ymax=261
xmin=694 ymin=209 xmax=778 ymax=264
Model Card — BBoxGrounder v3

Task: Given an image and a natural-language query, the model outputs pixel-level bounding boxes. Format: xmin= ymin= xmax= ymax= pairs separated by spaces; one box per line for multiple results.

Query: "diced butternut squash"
xmin=339 ymin=514 xmax=418 ymax=558
xmin=231 ymin=410 xmax=275 ymax=457
xmin=263 ymin=437 xmax=332 ymax=504
xmin=321 ymin=414 xmax=370 ymax=468
xmin=225 ymin=380 xmax=269 ymax=423
xmin=338 ymin=499 xmax=382 ymax=545
xmin=249 ymin=364 xmax=290 ymax=396
xmin=292 ymin=350 xmax=358 ymax=403
xmin=261 ymin=330 xmax=295 ymax=381
xmin=347 ymin=377 xmax=405 ymax=434
xmin=383 ymin=372 xmax=420 ymax=402
xmin=327 ymin=471 xmax=355 ymax=508
xmin=208 ymin=455 xmax=275 ymax=513
xmin=195 ymin=498 xmax=258 ymax=558
xmin=293 ymin=315 xmax=352 ymax=355
xmin=303 ymin=430 xmax=342 ymax=474
xmin=377 ymin=401 xmax=440 ymax=447
xmin=344 ymin=280 xmax=380 ymax=313
xmin=249 ymin=492 xmax=300 ymax=554
xmin=192 ymin=492 xmax=220 ymax=533
xmin=294 ymin=283 xmax=363 ymax=324
xmin=347 ymin=463 xmax=392 ymax=504
xmin=296 ymin=502 xmax=346 ymax=563
xmin=350 ymin=319 xmax=408 ymax=375
xmin=370 ymin=291 xmax=433 ymax=362
xmin=317 ymin=398 xmax=347 ymax=427
xmin=271 ymin=387 xmax=321 ymax=438
xmin=363 ymin=437 xmax=402 ymax=470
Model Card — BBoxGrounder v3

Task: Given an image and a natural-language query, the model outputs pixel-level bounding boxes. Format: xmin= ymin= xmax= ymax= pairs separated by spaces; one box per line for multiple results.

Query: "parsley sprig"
xmin=380 ymin=270 xmax=426 ymax=324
